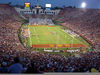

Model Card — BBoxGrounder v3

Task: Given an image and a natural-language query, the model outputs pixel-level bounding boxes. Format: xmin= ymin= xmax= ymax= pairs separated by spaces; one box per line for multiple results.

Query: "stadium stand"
xmin=61 ymin=9 xmax=100 ymax=47
xmin=0 ymin=4 xmax=100 ymax=73
xmin=29 ymin=18 xmax=54 ymax=25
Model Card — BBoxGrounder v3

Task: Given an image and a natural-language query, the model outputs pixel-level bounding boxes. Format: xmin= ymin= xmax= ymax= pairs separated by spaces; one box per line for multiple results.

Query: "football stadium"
xmin=0 ymin=0 xmax=100 ymax=73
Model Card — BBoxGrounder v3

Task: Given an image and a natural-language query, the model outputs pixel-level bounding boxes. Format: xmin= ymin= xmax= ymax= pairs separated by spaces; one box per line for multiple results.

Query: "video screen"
xmin=45 ymin=4 xmax=51 ymax=8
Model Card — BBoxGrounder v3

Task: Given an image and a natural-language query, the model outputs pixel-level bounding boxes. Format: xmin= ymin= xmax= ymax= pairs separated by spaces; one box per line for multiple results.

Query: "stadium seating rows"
xmin=61 ymin=9 xmax=100 ymax=46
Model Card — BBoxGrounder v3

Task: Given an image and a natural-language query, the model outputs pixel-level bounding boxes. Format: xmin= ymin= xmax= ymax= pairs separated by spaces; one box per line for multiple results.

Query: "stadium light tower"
xmin=81 ymin=2 xmax=86 ymax=8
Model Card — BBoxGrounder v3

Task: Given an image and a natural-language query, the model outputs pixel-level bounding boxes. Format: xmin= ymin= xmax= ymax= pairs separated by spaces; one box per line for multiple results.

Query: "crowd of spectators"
xmin=0 ymin=46 xmax=100 ymax=73
xmin=0 ymin=4 xmax=100 ymax=73
xmin=21 ymin=26 xmax=30 ymax=38
xmin=29 ymin=18 xmax=54 ymax=25
xmin=61 ymin=9 xmax=100 ymax=47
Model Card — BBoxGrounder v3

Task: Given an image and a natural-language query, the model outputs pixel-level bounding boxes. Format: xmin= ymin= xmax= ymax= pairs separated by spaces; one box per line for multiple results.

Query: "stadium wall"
xmin=18 ymin=20 xmax=29 ymax=46
xmin=14 ymin=7 xmax=60 ymax=15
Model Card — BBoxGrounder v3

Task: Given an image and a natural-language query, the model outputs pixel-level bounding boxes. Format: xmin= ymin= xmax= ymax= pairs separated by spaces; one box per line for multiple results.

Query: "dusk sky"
xmin=0 ymin=0 xmax=100 ymax=9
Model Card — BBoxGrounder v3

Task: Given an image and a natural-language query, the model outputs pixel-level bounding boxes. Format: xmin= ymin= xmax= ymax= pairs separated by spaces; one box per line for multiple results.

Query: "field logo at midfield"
xmin=43 ymin=31 xmax=53 ymax=34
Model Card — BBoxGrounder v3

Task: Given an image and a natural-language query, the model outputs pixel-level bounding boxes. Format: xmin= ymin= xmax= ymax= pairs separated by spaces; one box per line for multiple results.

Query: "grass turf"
xmin=26 ymin=25 xmax=87 ymax=47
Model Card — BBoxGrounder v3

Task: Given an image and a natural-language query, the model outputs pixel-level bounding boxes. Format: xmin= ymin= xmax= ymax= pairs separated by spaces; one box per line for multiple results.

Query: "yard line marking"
xmin=50 ymin=26 xmax=65 ymax=44
xmin=33 ymin=27 xmax=40 ymax=43
xmin=40 ymin=27 xmax=52 ymax=44
xmin=54 ymin=27 xmax=66 ymax=44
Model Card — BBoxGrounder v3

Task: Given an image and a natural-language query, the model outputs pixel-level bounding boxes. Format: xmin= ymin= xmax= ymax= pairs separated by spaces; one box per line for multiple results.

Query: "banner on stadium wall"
xmin=66 ymin=49 xmax=80 ymax=53
xmin=44 ymin=49 xmax=80 ymax=53
xmin=44 ymin=50 xmax=53 ymax=52
xmin=44 ymin=50 xmax=60 ymax=52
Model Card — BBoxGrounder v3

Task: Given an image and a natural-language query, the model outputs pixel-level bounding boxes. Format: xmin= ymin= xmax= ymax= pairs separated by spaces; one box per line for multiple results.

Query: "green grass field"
xmin=26 ymin=25 xmax=87 ymax=48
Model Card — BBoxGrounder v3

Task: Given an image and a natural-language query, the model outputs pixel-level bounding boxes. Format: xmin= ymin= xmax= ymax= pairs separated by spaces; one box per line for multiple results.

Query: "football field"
xmin=26 ymin=25 xmax=86 ymax=48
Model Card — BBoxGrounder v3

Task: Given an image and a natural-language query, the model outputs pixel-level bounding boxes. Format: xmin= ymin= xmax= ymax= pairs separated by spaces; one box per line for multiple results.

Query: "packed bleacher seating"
xmin=0 ymin=4 xmax=100 ymax=73
xmin=61 ymin=9 xmax=100 ymax=47
xmin=29 ymin=18 xmax=54 ymax=25
xmin=0 ymin=4 xmax=23 ymax=20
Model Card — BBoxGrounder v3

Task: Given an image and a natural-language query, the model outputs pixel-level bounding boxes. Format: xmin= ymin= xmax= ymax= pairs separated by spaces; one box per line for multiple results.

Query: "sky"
xmin=0 ymin=0 xmax=100 ymax=9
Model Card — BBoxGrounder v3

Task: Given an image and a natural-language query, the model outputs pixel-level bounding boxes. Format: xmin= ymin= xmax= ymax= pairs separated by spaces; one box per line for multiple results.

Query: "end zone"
xmin=32 ymin=44 xmax=86 ymax=48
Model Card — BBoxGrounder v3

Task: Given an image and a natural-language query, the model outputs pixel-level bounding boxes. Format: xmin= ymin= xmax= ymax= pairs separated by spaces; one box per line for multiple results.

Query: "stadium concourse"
xmin=0 ymin=4 xmax=100 ymax=73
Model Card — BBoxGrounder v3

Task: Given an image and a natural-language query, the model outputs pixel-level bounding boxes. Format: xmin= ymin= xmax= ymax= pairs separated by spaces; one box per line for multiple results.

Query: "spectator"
xmin=0 ymin=62 xmax=8 ymax=73
xmin=38 ymin=67 xmax=44 ymax=73
xmin=25 ymin=62 xmax=38 ymax=73
xmin=8 ymin=57 xmax=23 ymax=73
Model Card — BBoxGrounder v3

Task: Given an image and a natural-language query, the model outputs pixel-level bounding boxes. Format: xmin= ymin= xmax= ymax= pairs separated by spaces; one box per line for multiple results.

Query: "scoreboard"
xmin=24 ymin=2 xmax=30 ymax=9
xmin=45 ymin=4 xmax=51 ymax=10
xmin=46 ymin=4 xmax=51 ymax=8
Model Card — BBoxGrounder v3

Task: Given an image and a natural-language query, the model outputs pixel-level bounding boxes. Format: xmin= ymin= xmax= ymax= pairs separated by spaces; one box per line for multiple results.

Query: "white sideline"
xmin=54 ymin=27 xmax=66 ymax=44
xmin=33 ymin=27 xmax=40 ymax=43
xmin=52 ymin=27 xmax=65 ymax=44
xmin=28 ymin=25 xmax=32 ymax=47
